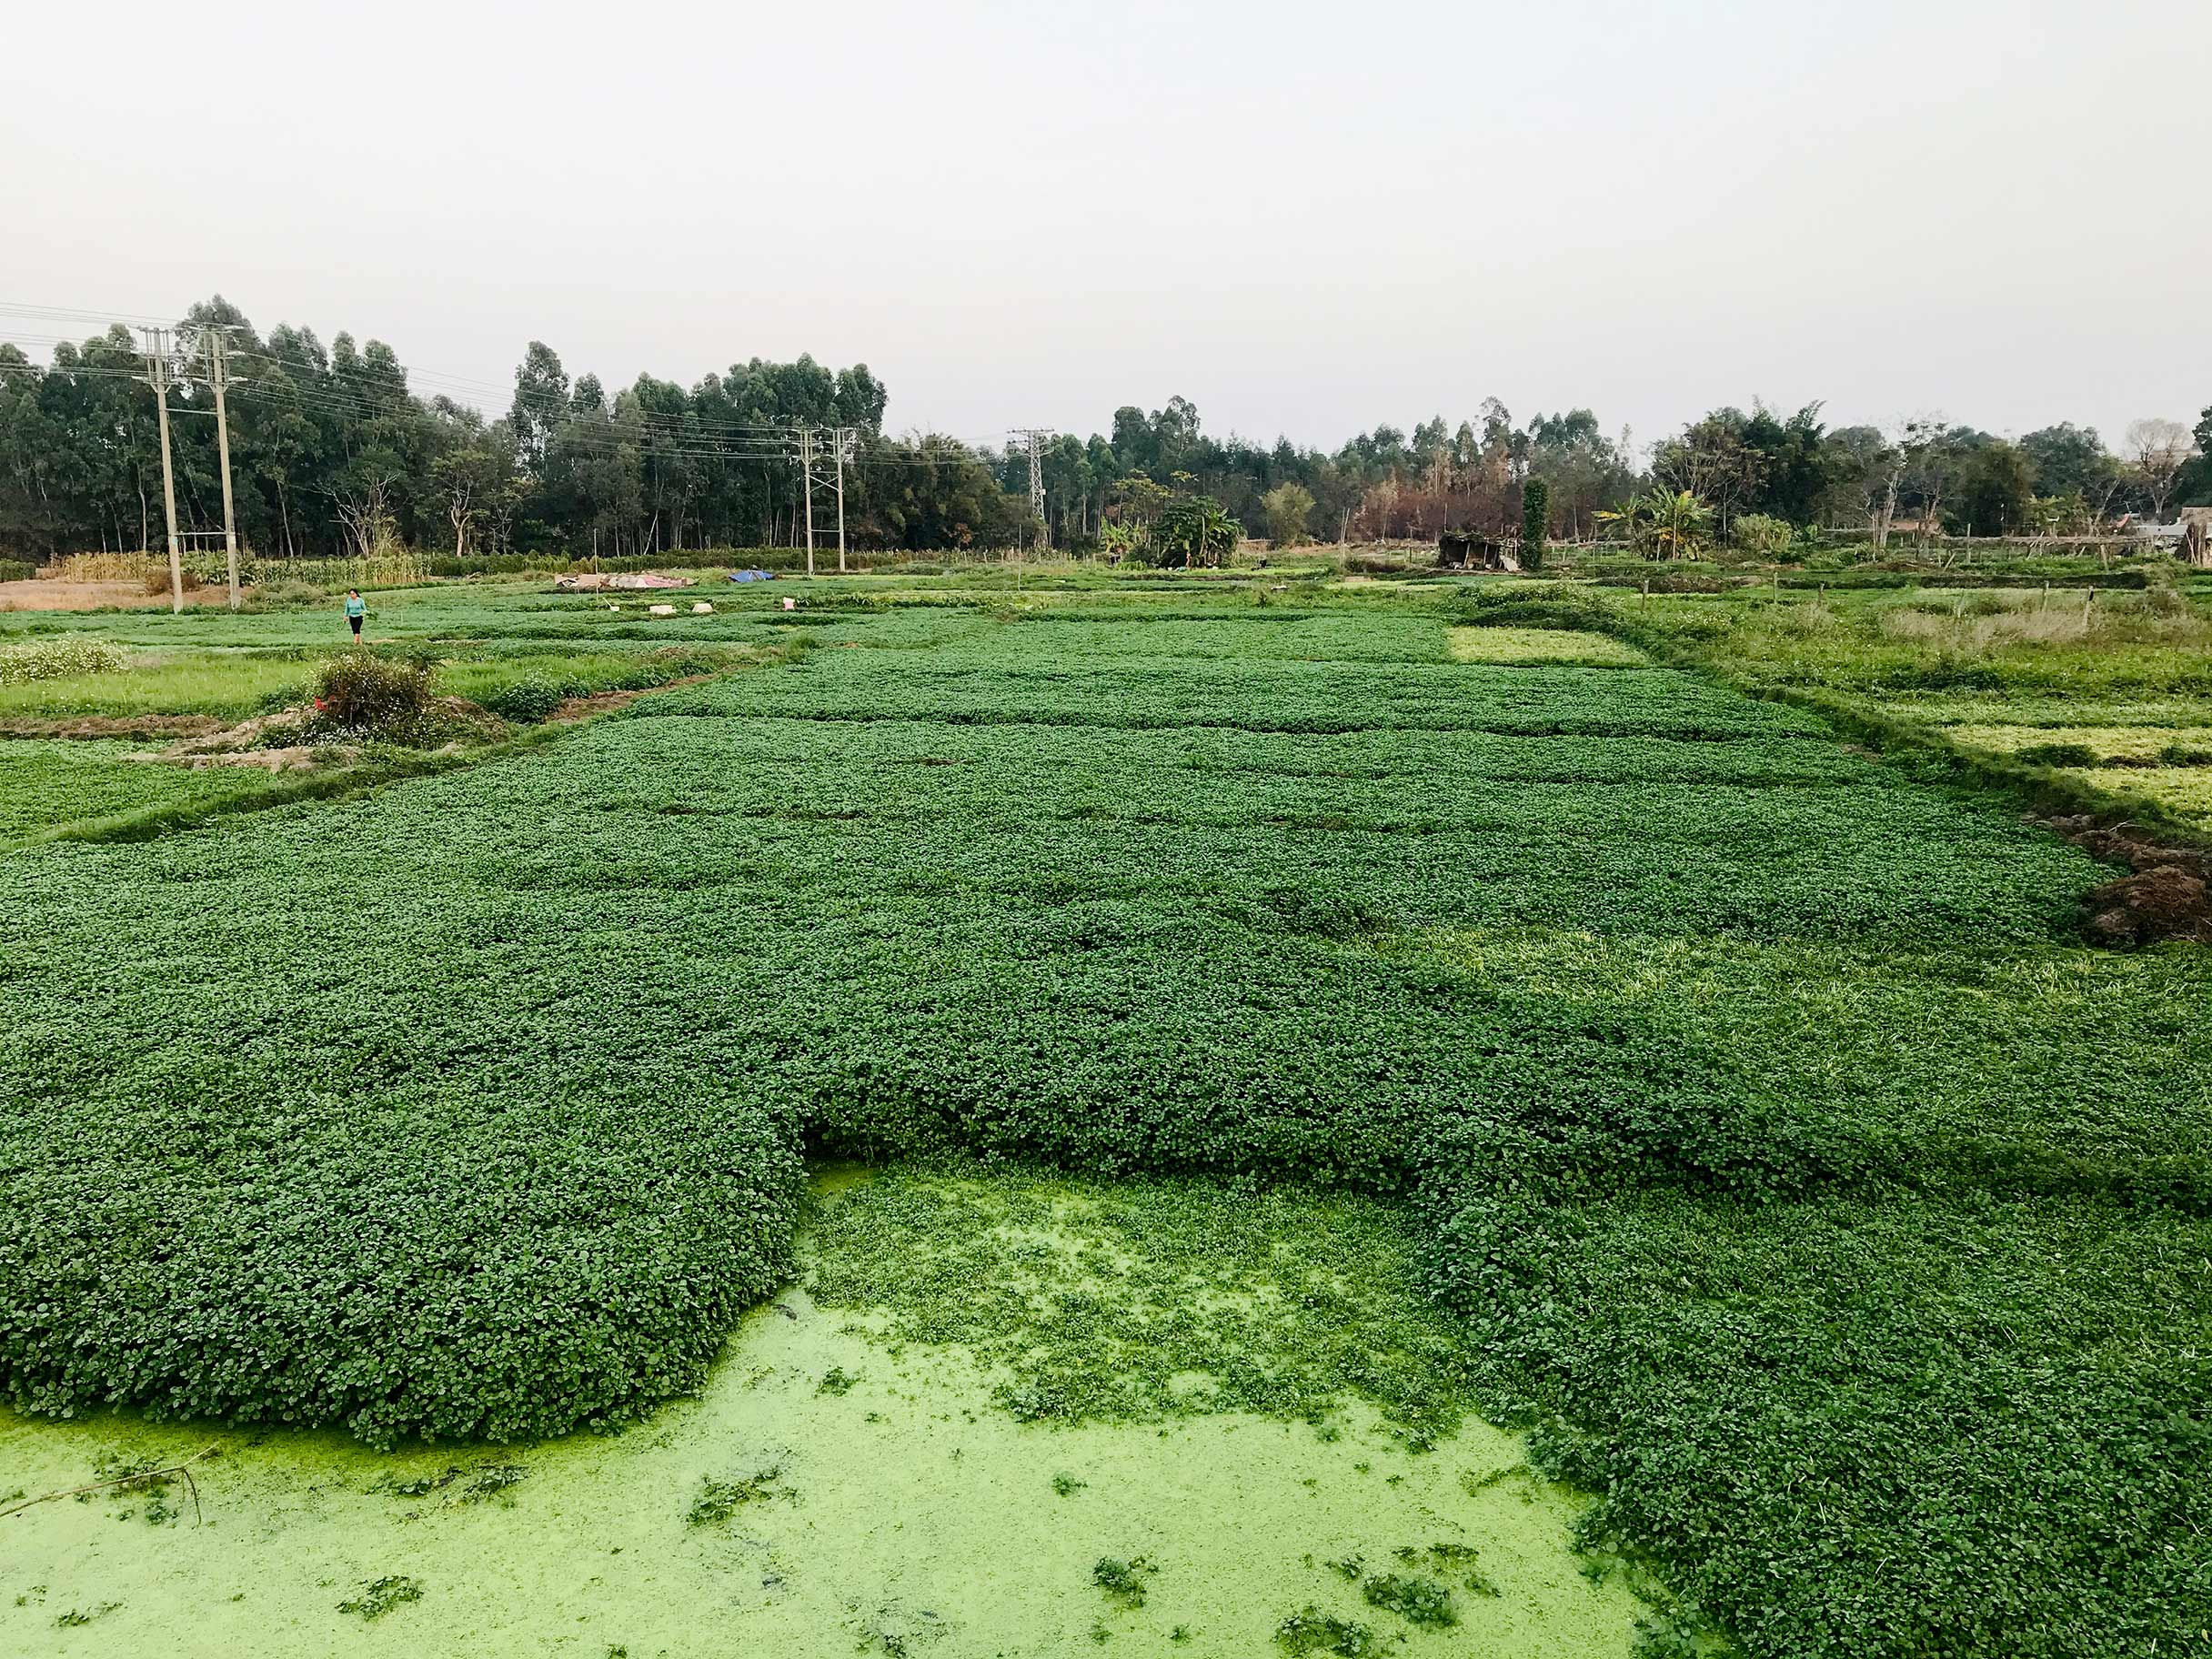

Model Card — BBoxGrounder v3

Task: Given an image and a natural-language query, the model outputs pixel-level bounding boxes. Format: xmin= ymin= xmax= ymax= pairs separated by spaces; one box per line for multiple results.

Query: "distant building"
xmin=1438 ymin=532 xmax=1519 ymax=571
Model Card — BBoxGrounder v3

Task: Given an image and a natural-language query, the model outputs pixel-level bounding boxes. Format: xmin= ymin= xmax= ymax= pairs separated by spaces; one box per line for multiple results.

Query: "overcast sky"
xmin=5 ymin=0 xmax=2207 ymax=455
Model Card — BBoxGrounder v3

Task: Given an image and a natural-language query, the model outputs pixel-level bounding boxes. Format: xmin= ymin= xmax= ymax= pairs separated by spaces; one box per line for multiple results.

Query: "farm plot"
xmin=0 ymin=591 xmax=799 ymax=842
xmin=0 ymin=1168 xmax=1665 ymax=1659
xmin=1613 ymin=582 xmax=2212 ymax=839
xmin=0 ymin=649 xmax=312 ymax=721
xmin=0 ymin=739 xmax=279 ymax=846
xmin=650 ymin=652 xmax=1829 ymax=739
xmin=2 ymin=600 xmax=2207 ymax=1657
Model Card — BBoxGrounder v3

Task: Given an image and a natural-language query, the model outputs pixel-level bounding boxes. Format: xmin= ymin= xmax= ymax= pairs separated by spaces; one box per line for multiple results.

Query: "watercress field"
xmin=1 ymin=578 xmax=2206 ymax=1657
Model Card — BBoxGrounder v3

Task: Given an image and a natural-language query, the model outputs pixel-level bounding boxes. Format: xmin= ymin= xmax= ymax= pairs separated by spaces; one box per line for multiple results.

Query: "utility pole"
xmin=832 ymin=427 xmax=852 ymax=573
xmin=206 ymin=327 xmax=241 ymax=609
xmin=138 ymin=327 xmax=184 ymax=614
xmin=797 ymin=427 xmax=818 ymax=577
xmin=1010 ymin=428 xmax=1054 ymax=556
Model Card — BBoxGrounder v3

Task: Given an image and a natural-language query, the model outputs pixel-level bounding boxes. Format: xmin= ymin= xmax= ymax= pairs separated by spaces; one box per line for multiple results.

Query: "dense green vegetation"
xmin=0 ymin=739 xmax=276 ymax=846
xmin=0 ymin=651 xmax=308 ymax=720
xmin=1 ymin=581 xmax=2206 ymax=1655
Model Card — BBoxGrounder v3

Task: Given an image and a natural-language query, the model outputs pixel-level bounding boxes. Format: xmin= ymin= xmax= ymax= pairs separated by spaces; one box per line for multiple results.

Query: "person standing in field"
xmin=344 ymin=588 xmax=366 ymax=643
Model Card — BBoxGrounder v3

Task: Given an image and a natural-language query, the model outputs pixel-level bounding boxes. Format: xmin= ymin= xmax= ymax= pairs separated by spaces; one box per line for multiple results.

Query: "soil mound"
xmin=2084 ymin=865 xmax=2211 ymax=946
xmin=2038 ymin=814 xmax=2212 ymax=945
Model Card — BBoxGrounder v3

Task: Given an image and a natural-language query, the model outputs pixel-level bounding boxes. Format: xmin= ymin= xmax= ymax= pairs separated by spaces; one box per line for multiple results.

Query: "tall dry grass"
xmin=45 ymin=551 xmax=166 ymax=583
xmin=1876 ymin=588 xmax=2211 ymax=652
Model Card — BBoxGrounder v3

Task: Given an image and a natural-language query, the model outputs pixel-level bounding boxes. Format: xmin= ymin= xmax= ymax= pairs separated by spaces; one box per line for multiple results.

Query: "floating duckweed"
xmin=461 ymin=1464 xmax=528 ymax=1503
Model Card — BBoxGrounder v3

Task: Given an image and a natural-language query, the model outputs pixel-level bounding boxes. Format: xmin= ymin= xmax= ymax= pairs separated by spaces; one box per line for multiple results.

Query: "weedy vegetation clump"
xmin=686 ymin=1463 xmax=795 ymax=1526
xmin=1356 ymin=1571 xmax=1455 ymax=1628
xmin=1091 ymin=1557 xmax=1157 ymax=1609
xmin=0 ymin=634 xmax=127 ymax=684
xmin=478 ymin=678 xmax=567 ymax=723
xmin=308 ymin=651 xmax=435 ymax=732
xmin=1274 ymin=1606 xmax=1378 ymax=1656
xmin=337 ymin=1576 xmax=423 ymax=1621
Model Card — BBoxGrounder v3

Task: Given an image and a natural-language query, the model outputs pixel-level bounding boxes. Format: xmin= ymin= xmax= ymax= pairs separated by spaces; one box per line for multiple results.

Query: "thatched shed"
xmin=1437 ymin=532 xmax=1520 ymax=572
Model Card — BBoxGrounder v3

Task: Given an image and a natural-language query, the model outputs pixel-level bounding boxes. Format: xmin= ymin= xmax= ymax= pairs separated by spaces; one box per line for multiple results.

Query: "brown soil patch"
xmin=2041 ymin=813 xmax=2212 ymax=945
xmin=0 ymin=579 xmax=226 ymax=612
xmin=2084 ymin=866 xmax=2211 ymax=947
xmin=545 ymin=673 xmax=718 ymax=723
xmin=133 ymin=711 xmax=348 ymax=771
xmin=161 ymin=709 xmax=312 ymax=754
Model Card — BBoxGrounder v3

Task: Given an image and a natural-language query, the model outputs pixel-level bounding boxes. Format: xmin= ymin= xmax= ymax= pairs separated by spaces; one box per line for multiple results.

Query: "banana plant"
xmin=1598 ymin=489 xmax=1712 ymax=559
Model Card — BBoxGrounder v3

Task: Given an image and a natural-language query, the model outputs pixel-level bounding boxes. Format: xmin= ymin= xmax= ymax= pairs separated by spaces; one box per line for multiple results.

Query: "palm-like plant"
xmin=1643 ymin=489 xmax=1713 ymax=558
xmin=1594 ymin=498 xmax=1642 ymax=544
xmin=1149 ymin=495 xmax=1242 ymax=568
xmin=1597 ymin=489 xmax=1712 ymax=559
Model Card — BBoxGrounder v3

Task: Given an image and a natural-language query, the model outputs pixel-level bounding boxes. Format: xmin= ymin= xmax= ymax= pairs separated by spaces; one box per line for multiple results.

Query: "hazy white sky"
xmin=5 ymin=0 xmax=2207 ymax=453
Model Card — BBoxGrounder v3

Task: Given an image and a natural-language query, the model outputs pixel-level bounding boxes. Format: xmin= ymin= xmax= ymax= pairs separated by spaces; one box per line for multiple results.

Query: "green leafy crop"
xmin=2 ymin=596 xmax=2207 ymax=1656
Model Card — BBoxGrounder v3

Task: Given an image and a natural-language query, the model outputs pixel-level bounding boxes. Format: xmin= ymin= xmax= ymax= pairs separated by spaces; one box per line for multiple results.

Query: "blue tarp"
xmin=727 ymin=569 xmax=777 ymax=583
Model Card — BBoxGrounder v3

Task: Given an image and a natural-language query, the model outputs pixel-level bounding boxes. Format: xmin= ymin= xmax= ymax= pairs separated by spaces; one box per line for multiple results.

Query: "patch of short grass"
xmin=1446 ymin=626 xmax=1646 ymax=666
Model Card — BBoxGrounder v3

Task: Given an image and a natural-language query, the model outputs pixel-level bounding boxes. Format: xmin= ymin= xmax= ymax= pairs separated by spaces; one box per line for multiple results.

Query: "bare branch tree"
xmin=331 ymin=471 xmax=399 ymax=561
xmin=2125 ymin=418 xmax=2196 ymax=521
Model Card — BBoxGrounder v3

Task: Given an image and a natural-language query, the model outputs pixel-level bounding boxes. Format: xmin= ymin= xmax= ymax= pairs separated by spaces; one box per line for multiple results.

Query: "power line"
xmin=0 ymin=300 xmax=174 ymax=327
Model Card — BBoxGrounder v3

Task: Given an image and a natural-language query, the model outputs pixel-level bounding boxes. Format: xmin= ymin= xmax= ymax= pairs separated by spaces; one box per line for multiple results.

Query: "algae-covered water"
xmin=1 ymin=1170 xmax=1664 ymax=1657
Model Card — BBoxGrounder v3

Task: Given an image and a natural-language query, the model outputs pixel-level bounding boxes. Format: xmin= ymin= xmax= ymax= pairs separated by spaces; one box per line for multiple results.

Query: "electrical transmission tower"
xmin=796 ymin=427 xmax=819 ymax=576
xmin=794 ymin=426 xmax=860 ymax=575
xmin=136 ymin=328 xmax=185 ymax=614
xmin=1009 ymin=428 xmax=1055 ymax=554
xmin=831 ymin=427 xmax=855 ymax=573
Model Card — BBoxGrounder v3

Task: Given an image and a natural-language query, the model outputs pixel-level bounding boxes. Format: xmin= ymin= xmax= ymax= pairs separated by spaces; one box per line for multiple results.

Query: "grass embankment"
xmin=1 ymin=592 xmax=2207 ymax=1656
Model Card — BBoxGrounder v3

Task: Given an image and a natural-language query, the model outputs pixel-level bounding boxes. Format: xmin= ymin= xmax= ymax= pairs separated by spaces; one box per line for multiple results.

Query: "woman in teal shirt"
xmin=344 ymin=589 xmax=366 ymax=641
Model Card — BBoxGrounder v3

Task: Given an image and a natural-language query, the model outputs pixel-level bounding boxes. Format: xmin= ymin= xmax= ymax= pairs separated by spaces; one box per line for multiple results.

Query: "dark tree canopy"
xmin=0 ymin=298 xmax=2191 ymax=560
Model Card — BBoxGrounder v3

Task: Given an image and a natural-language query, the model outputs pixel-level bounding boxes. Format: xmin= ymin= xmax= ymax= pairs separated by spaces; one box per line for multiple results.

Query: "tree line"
xmin=1 ymin=295 xmax=2205 ymax=563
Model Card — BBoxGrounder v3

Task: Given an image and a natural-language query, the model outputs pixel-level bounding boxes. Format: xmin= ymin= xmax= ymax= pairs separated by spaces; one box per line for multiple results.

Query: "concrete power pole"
xmin=138 ymin=327 xmax=184 ymax=614
xmin=206 ymin=327 xmax=242 ymax=609
xmin=832 ymin=427 xmax=853 ymax=574
xmin=797 ymin=427 xmax=818 ymax=577
xmin=1010 ymin=428 xmax=1054 ymax=556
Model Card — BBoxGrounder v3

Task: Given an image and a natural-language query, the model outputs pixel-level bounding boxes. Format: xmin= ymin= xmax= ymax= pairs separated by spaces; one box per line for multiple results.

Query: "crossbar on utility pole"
xmin=206 ymin=327 xmax=241 ymax=609
xmin=139 ymin=328 xmax=184 ymax=614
